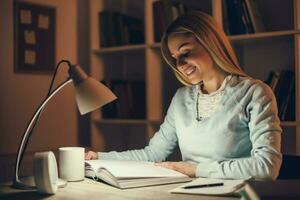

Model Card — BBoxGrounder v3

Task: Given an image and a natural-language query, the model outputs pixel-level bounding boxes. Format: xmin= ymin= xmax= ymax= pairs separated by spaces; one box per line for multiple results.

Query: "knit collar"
xmin=196 ymin=75 xmax=233 ymax=96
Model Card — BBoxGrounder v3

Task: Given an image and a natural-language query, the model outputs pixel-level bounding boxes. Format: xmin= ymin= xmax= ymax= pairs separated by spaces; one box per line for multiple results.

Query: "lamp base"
xmin=13 ymin=176 xmax=67 ymax=189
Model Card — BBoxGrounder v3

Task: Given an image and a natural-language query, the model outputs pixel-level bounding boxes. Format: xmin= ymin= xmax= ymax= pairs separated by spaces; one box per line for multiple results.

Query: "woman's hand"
xmin=155 ymin=161 xmax=197 ymax=177
xmin=85 ymin=151 xmax=98 ymax=160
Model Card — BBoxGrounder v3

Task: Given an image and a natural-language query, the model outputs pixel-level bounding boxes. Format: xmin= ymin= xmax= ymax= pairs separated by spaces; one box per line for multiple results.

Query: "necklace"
xmin=196 ymin=81 xmax=204 ymax=121
xmin=196 ymin=91 xmax=202 ymax=121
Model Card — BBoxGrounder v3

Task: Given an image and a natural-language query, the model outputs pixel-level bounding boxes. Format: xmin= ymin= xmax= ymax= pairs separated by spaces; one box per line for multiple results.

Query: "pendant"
xmin=196 ymin=116 xmax=202 ymax=122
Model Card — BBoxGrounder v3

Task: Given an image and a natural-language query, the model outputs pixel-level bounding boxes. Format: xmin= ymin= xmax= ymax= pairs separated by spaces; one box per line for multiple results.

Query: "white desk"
xmin=0 ymin=179 xmax=238 ymax=200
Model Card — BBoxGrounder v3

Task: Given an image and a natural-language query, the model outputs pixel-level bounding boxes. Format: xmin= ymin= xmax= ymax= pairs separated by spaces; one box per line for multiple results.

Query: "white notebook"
xmin=85 ymin=160 xmax=192 ymax=189
xmin=169 ymin=177 xmax=246 ymax=196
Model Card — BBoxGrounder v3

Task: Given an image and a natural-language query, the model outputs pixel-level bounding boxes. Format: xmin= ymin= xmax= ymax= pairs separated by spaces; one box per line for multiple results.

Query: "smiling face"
xmin=167 ymin=33 xmax=217 ymax=85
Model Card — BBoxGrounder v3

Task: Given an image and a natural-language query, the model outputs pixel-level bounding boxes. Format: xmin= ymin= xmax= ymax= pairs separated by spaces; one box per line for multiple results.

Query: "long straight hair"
xmin=161 ymin=11 xmax=247 ymax=86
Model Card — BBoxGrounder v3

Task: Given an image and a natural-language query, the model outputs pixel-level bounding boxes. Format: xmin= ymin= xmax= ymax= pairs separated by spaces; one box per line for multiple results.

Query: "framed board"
xmin=14 ymin=1 xmax=56 ymax=73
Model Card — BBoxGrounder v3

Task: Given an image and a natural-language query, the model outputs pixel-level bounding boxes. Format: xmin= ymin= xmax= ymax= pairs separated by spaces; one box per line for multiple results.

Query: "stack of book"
xmin=225 ymin=0 xmax=265 ymax=35
xmin=265 ymin=70 xmax=295 ymax=121
xmin=99 ymin=11 xmax=144 ymax=47
xmin=101 ymin=80 xmax=146 ymax=119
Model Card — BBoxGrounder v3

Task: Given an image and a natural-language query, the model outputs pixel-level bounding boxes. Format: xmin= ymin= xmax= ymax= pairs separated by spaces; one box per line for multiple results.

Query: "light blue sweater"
xmin=100 ymin=75 xmax=282 ymax=180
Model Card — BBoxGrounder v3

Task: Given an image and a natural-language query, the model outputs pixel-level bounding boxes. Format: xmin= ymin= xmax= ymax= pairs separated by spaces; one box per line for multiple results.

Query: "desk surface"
xmin=0 ymin=179 xmax=238 ymax=200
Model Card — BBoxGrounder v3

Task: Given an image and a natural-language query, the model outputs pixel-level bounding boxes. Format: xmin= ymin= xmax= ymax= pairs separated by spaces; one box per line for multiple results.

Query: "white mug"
xmin=58 ymin=147 xmax=85 ymax=182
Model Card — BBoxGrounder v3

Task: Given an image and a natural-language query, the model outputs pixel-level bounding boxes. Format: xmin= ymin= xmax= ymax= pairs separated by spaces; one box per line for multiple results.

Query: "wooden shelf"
xmin=148 ymin=30 xmax=300 ymax=48
xmin=92 ymin=30 xmax=300 ymax=52
xmin=149 ymin=43 xmax=161 ymax=48
xmin=92 ymin=44 xmax=147 ymax=54
xmin=280 ymin=121 xmax=300 ymax=127
xmin=229 ymin=30 xmax=300 ymax=42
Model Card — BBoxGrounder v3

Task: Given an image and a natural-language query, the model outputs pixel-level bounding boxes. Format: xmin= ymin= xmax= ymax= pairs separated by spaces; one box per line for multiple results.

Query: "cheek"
xmin=194 ymin=53 xmax=213 ymax=69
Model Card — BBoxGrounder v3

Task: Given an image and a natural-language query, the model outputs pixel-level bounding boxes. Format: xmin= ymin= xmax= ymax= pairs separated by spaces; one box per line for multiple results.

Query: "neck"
xmin=201 ymin=71 xmax=227 ymax=94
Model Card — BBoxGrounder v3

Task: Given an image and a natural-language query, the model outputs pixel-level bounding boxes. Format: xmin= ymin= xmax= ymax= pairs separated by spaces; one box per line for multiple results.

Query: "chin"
xmin=185 ymin=72 xmax=202 ymax=85
xmin=188 ymin=77 xmax=202 ymax=85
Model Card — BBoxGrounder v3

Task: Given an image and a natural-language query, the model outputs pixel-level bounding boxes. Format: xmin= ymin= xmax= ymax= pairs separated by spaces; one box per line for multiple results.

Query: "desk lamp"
xmin=13 ymin=60 xmax=117 ymax=189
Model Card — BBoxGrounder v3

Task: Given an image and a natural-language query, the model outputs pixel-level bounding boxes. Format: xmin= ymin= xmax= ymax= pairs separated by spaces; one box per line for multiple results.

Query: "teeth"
xmin=186 ymin=66 xmax=196 ymax=76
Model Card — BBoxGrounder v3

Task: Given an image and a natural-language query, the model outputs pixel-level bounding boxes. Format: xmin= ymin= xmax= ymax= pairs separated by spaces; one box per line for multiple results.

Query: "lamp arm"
xmin=14 ymin=78 xmax=73 ymax=187
xmin=17 ymin=60 xmax=70 ymax=177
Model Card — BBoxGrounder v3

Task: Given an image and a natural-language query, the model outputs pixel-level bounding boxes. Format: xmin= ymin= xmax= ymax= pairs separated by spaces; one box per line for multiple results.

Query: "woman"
xmin=86 ymin=11 xmax=282 ymax=180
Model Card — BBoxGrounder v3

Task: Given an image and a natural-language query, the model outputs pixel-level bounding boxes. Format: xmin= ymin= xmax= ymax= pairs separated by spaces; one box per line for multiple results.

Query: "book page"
xmin=85 ymin=160 xmax=188 ymax=179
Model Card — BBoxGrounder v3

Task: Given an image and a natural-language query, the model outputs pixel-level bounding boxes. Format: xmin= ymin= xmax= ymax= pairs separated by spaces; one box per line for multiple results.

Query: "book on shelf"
xmin=239 ymin=180 xmax=300 ymax=200
xmin=280 ymin=71 xmax=295 ymax=121
xmin=122 ymin=15 xmax=144 ymax=45
xmin=244 ymin=0 xmax=265 ymax=33
xmin=222 ymin=0 xmax=231 ymax=35
xmin=282 ymin=82 xmax=295 ymax=121
xmin=152 ymin=0 xmax=185 ymax=42
xmin=241 ymin=0 xmax=254 ymax=33
xmin=265 ymin=70 xmax=295 ymax=121
xmin=99 ymin=11 xmax=114 ymax=47
xmin=153 ymin=0 xmax=166 ymax=42
xmin=225 ymin=0 xmax=250 ymax=35
xmin=273 ymin=70 xmax=295 ymax=121
xmin=169 ymin=177 xmax=246 ymax=196
xmin=129 ymin=81 xmax=146 ymax=119
xmin=101 ymin=80 xmax=146 ymax=119
xmin=85 ymin=160 xmax=192 ymax=189
xmin=100 ymin=80 xmax=118 ymax=118
xmin=98 ymin=11 xmax=144 ymax=47
xmin=265 ymin=71 xmax=280 ymax=91
xmin=225 ymin=0 xmax=265 ymax=35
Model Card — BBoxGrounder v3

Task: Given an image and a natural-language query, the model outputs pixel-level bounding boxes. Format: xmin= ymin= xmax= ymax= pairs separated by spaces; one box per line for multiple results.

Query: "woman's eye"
xmin=182 ymin=51 xmax=191 ymax=58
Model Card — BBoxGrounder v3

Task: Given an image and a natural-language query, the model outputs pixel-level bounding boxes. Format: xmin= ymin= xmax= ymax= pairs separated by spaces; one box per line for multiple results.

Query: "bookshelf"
xmin=89 ymin=0 xmax=300 ymax=156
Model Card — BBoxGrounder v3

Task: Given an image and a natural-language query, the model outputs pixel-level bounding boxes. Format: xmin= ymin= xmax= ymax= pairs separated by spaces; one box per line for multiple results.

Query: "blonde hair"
xmin=161 ymin=11 xmax=247 ymax=86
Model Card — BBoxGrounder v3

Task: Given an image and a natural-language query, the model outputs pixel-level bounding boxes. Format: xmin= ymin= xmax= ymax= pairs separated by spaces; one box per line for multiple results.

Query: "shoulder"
xmin=167 ymin=85 xmax=196 ymax=109
xmin=228 ymin=75 xmax=274 ymax=101
xmin=173 ymin=85 xmax=196 ymax=99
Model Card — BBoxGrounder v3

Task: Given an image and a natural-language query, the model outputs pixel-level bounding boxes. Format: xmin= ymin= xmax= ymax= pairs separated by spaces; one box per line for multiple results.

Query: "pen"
xmin=183 ymin=182 xmax=224 ymax=189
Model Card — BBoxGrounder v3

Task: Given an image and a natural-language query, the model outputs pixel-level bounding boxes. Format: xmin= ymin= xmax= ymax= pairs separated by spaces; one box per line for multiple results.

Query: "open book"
xmin=85 ymin=160 xmax=192 ymax=189
xmin=169 ymin=177 xmax=246 ymax=196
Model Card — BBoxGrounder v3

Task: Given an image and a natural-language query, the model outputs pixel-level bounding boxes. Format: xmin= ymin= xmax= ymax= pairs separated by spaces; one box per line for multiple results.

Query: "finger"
xmin=155 ymin=162 xmax=164 ymax=166
xmin=93 ymin=152 xmax=98 ymax=159
xmin=85 ymin=152 xmax=92 ymax=160
xmin=155 ymin=162 xmax=170 ymax=167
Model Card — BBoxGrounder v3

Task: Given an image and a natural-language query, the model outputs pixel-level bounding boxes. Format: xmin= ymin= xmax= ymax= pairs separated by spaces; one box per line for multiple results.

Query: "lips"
xmin=184 ymin=66 xmax=196 ymax=76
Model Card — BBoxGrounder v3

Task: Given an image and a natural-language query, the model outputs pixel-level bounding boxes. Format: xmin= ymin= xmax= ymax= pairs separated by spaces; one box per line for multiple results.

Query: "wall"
xmin=76 ymin=0 xmax=91 ymax=147
xmin=0 ymin=0 xmax=88 ymax=181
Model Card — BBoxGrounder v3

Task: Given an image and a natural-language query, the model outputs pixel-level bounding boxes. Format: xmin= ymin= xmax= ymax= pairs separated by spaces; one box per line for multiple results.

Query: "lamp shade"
xmin=75 ymin=77 xmax=117 ymax=115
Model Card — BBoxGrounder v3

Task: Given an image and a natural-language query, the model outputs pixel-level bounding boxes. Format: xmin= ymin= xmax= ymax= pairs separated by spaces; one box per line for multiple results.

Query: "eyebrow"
xmin=178 ymin=42 xmax=190 ymax=51
xmin=171 ymin=42 xmax=190 ymax=57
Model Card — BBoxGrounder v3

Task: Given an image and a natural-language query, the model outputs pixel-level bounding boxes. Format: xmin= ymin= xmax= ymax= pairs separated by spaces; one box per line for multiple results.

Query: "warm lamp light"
xmin=13 ymin=60 xmax=117 ymax=189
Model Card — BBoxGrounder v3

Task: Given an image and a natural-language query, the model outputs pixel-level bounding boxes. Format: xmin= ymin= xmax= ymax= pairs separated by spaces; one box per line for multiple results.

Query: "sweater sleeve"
xmin=99 ymin=90 xmax=179 ymax=162
xmin=196 ymin=82 xmax=282 ymax=180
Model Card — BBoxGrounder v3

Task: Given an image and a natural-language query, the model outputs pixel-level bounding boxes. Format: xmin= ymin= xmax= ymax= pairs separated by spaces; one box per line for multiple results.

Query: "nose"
xmin=176 ymin=57 xmax=187 ymax=69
